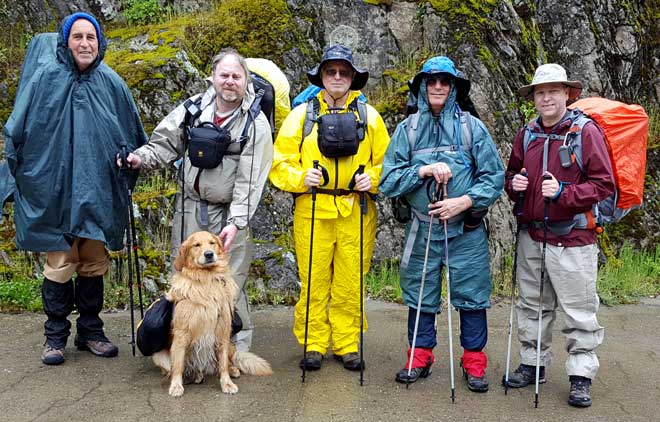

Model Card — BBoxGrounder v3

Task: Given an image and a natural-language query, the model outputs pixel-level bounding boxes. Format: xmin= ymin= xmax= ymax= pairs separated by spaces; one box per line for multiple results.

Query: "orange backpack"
xmin=524 ymin=97 xmax=648 ymax=229
xmin=570 ymin=98 xmax=648 ymax=217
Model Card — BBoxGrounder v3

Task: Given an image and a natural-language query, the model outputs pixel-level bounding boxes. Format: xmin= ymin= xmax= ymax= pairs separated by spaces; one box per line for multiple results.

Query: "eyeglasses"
xmin=427 ymin=74 xmax=452 ymax=86
xmin=323 ymin=68 xmax=353 ymax=78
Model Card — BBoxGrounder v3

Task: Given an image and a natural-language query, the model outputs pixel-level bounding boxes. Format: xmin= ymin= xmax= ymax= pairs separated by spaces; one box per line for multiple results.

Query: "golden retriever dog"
xmin=152 ymin=231 xmax=272 ymax=397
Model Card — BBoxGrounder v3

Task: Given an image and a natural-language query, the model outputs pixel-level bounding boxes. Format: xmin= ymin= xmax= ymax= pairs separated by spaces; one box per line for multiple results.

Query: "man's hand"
xmin=116 ymin=152 xmax=142 ymax=169
xmin=429 ymin=194 xmax=473 ymax=220
xmin=304 ymin=168 xmax=323 ymax=188
xmin=541 ymin=171 xmax=560 ymax=198
xmin=353 ymin=173 xmax=372 ymax=192
xmin=419 ymin=162 xmax=452 ymax=184
xmin=219 ymin=224 xmax=239 ymax=251
xmin=511 ymin=167 xmax=528 ymax=192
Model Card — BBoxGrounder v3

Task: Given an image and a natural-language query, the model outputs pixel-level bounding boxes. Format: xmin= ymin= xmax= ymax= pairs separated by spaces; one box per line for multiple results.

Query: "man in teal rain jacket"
xmin=379 ymin=56 xmax=503 ymax=391
xmin=3 ymin=12 xmax=147 ymax=365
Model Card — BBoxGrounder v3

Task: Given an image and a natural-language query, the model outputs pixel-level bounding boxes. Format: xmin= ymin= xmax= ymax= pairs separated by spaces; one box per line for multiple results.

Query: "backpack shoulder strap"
xmin=459 ymin=111 xmax=473 ymax=151
xmin=568 ymin=112 xmax=593 ymax=172
xmin=182 ymin=95 xmax=204 ymax=130
xmin=300 ymin=97 xmax=320 ymax=152
xmin=302 ymin=97 xmax=320 ymax=138
xmin=406 ymin=112 xmax=421 ymax=151
xmin=351 ymin=98 xmax=368 ymax=141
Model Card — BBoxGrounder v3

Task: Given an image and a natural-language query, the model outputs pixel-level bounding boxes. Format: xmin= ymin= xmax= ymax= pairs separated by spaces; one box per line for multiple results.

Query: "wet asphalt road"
xmin=0 ymin=299 xmax=659 ymax=421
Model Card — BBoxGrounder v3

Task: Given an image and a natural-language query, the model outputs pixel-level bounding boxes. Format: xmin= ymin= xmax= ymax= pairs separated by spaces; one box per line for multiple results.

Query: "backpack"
xmin=246 ymin=58 xmax=291 ymax=136
xmin=391 ymin=107 xmax=474 ymax=223
xmin=522 ymin=97 xmax=648 ymax=229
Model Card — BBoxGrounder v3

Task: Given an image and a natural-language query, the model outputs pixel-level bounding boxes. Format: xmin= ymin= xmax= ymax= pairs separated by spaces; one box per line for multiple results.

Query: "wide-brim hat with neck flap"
xmin=518 ymin=63 xmax=583 ymax=100
xmin=409 ymin=56 xmax=471 ymax=100
xmin=307 ymin=44 xmax=369 ymax=91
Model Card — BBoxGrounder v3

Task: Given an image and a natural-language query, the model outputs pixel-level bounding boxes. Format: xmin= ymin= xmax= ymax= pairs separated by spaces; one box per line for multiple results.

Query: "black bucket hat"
xmin=409 ymin=56 xmax=471 ymax=100
xmin=307 ymin=44 xmax=369 ymax=90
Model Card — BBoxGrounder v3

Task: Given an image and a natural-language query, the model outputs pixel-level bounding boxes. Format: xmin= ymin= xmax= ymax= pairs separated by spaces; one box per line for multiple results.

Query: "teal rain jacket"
xmin=3 ymin=23 xmax=147 ymax=252
xmin=379 ymin=71 xmax=504 ymax=311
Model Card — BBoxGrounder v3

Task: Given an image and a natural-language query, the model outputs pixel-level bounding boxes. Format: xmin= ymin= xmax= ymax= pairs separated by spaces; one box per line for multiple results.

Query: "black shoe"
xmin=395 ymin=361 xmax=432 ymax=384
xmin=503 ymin=364 xmax=546 ymax=388
xmin=74 ymin=335 xmax=119 ymax=357
xmin=568 ymin=376 xmax=592 ymax=407
xmin=299 ymin=351 xmax=323 ymax=370
xmin=333 ymin=352 xmax=365 ymax=371
xmin=461 ymin=363 xmax=489 ymax=392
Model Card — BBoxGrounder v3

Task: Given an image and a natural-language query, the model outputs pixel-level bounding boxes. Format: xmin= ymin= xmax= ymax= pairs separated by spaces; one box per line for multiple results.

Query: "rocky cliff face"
xmin=1 ymin=0 xmax=658 ymax=297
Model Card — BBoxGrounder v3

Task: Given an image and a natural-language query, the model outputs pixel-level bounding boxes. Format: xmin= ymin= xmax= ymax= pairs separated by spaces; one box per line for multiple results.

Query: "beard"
xmin=218 ymin=89 xmax=242 ymax=105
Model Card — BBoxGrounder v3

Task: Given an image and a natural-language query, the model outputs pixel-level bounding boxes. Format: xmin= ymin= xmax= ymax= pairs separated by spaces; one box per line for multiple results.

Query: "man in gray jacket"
xmin=123 ymin=48 xmax=274 ymax=351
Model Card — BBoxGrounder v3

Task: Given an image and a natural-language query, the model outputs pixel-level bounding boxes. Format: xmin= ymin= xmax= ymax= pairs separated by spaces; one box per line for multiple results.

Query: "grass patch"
xmin=0 ymin=274 xmax=41 ymax=312
xmin=597 ymin=244 xmax=660 ymax=305
xmin=366 ymin=259 xmax=402 ymax=303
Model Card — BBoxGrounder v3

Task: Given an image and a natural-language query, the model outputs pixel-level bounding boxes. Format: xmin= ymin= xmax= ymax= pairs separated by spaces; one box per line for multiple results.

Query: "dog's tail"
xmin=232 ymin=351 xmax=273 ymax=376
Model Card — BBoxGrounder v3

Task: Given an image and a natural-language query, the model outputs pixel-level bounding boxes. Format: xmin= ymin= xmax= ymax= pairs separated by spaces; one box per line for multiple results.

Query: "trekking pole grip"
xmin=312 ymin=160 xmax=319 ymax=200
xmin=516 ymin=170 xmax=527 ymax=217
xmin=542 ymin=174 xmax=552 ymax=206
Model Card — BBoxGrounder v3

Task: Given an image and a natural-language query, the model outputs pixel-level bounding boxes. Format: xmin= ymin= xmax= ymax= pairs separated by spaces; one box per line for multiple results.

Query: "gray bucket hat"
xmin=307 ymin=44 xmax=369 ymax=90
xmin=519 ymin=63 xmax=583 ymax=100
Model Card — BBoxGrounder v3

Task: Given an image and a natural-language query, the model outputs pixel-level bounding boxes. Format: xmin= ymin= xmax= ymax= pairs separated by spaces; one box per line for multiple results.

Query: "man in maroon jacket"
xmin=503 ymin=64 xmax=615 ymax=408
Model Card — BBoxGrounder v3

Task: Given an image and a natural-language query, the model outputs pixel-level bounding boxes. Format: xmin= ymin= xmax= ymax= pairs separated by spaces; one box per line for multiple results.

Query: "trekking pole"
xmin=118 ymin=146 xmax=137 ymax=356
xmin=441 ymin=182 xmax=456 ymax=403
xmin=504 ymin=170 xmax=527 ymax=395
xmin=535 ymin=174 xmax=552 ymax=408
xmin=127 ymin=179 xmax=144 ymax=320
xmin=406 ymin=182 xmax=440 ymax=389
xmin=353 ymin=164 xmax=367 ymax=386
xmin=302 ymin=160 xmax=320 ymax=383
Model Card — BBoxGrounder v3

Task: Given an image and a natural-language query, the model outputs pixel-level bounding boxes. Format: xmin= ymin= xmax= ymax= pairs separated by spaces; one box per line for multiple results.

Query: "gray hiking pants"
xmin=515 ymin=231 xmax=604 ymax=380
xmin=171 ymin=193 xmax=253 ymax=352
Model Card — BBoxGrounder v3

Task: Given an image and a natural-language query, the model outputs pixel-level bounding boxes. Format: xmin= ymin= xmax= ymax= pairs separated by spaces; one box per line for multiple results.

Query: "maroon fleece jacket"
xmin=505 ymin=113 xmax=615 ymax=247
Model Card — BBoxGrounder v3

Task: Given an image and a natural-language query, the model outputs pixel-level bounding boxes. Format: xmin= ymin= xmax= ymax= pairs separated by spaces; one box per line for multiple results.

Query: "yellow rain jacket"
xmin=270 ymin=90 xmax=390 ymax=355
xmin=270 ymin=90 xmax=389 ymax=218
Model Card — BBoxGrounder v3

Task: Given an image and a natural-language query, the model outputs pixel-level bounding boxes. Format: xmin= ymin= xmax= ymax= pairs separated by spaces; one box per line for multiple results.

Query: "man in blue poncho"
xmin=379 ymin=56 xmax=503 ymax=391
xmin=3 ymin=12 xmax=147 ymax=365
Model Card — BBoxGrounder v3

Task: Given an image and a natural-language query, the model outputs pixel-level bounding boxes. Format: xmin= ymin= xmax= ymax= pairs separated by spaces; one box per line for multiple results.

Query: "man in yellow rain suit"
xmin=270 ymin=44 xmax=390 ymax=371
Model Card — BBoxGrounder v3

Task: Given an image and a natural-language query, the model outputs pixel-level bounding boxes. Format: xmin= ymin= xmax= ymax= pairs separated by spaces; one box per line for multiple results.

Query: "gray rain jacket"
xmin=133 ymin=81 xmax=273 ymax=229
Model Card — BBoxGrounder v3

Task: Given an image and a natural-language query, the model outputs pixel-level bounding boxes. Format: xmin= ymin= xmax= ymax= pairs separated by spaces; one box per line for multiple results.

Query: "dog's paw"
xmin=169 ymin=382 xmax=185 ymax=398
xmin=221 ymin=380 xmax=238 ymax=394
xmin=229 ymin=366 xmax=241 ymax=378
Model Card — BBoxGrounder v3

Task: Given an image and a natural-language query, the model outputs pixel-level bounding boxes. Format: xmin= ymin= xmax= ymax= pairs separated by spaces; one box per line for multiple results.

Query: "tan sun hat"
xmin=518 ymin=63 xmax=583 ymax=100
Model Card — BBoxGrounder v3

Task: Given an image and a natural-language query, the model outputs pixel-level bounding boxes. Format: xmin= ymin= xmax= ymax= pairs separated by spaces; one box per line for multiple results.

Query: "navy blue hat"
xmin=307 ymin=44 xmax=369 ymax=90
xmin=409 ymin=56 xmax=471 ymax=99
xmin=61 ymin=12 xmax=102 ymax=42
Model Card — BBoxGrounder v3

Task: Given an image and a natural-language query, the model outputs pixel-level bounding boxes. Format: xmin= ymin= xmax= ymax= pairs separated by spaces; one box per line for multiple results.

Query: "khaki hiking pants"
xmin=515 ymin=231 xmax=604 ymax=380
xmin=44 ymin=238 xmax=109 ymax=283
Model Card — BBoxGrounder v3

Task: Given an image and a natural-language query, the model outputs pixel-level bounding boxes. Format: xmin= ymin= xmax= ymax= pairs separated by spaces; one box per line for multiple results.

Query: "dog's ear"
xmin=173 ymin=238 xmax=189 ymax=272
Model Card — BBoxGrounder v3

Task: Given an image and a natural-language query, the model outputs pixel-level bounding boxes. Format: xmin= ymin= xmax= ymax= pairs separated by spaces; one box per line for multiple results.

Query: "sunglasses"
xmin=323 ymin=68 xmax=353 ymax=78
xmin=426 ymin=74 xmax=453 ymax=86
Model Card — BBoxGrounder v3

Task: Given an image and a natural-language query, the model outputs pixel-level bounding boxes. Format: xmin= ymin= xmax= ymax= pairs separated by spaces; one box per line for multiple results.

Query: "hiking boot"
xmin=395 ymin=362 xmax=432 ymax=384
xmin=41 ymin=345 xmax=65 ymax=365
xmin=502 ymin=363 xmax=545 ymax=388
xmin=74 ymin=336 xmax=119 ymax=358
xmin=333 ymin=352 xmax=365 ymax=371
xmin=568 ymin=376 xmax=592 ymax=408
xmin=299 ymin=351 xmax=323 ymax=370
xmin=461 ymin=363 xmax=489 ymax=392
